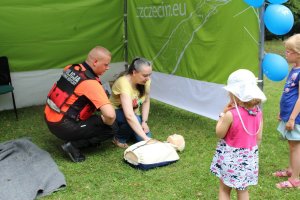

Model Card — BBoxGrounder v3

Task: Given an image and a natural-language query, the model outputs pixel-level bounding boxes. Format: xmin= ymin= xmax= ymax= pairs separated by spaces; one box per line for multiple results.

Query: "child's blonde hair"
xmin=230 ymin=93 xmax=261 ymax=109
xmin=284 ymin=34 xmax=300 ymax=54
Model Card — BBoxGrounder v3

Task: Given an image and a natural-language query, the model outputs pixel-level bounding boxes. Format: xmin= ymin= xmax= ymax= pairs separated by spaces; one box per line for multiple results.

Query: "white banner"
xmin=150 ymin=72 xmax=229 ymax=120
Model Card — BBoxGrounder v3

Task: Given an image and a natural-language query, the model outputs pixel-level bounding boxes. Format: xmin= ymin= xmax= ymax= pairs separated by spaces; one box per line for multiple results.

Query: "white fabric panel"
xmin=1 ymin=66 xmax=229 ymax=121
xmin=150 ymin=72 xmax=229 ymax=120
xmin=0 ymin=62 xmax=125 ymax=111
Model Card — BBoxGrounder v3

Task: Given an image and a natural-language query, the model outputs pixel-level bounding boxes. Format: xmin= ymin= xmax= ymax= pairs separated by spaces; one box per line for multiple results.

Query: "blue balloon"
xmin=262 ymin=53 xmax=289 ymax=82
xmin=268 ymin=0 xmax=288 ymax=4
xmin=264 ymin=4 xmax=294 ymax=35
xmin=243 ymin=0 xmax=264 ymax=8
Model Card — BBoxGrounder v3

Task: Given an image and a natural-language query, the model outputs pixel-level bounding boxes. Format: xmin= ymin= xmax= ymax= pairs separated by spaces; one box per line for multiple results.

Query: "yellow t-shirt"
xmin=110 ymin=75 xmax=151 ymax=115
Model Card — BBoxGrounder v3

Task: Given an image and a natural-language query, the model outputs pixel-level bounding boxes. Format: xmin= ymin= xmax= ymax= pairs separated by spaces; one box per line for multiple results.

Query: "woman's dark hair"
xmin=118 ymin=57 xmax=152 ymax=97
xmin=127 ymin=57 xmax=152 ymax=74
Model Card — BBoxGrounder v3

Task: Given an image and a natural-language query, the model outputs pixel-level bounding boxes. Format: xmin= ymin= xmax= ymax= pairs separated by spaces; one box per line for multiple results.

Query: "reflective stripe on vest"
xmin=46 ymin=64 xmax=101 ymax=121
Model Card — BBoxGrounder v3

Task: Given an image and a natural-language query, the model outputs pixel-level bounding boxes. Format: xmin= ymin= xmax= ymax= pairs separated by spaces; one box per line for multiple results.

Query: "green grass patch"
xmin=265 ymin=39 xmax=285 ymax=56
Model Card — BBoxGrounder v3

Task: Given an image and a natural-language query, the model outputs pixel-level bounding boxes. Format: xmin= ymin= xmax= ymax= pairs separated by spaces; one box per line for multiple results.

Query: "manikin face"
xmin=167 ymin=134 xmax=185 ymax=152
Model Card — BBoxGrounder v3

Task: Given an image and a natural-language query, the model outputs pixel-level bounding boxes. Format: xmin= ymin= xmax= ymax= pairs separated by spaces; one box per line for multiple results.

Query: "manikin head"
xmin=167 ymin=134 xmax=185 ymax=152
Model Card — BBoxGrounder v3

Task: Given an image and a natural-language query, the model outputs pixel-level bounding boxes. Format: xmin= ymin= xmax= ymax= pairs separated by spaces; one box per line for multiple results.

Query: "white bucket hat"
xmin=223 ymin=69 xmax=267 ymax=102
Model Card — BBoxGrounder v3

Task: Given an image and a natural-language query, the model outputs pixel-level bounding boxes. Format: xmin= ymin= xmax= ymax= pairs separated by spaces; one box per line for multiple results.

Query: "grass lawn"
xmin=1 ymin=40 xmax=299 ymax=199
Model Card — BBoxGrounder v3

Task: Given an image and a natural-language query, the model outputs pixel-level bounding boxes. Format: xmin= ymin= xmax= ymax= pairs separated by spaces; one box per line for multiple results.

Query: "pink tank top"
xmin=224 ymin=107 xmax=262 ymax=148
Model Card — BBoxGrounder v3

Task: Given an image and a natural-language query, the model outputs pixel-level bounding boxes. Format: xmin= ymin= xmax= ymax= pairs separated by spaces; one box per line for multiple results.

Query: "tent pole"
xmin=258 ymin=4 xmax=265 ymax=91
xmin=124 ymin=0 xmax=129 ymax=70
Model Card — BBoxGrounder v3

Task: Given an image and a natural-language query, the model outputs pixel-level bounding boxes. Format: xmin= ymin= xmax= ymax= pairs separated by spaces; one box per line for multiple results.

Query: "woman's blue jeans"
xmin=114 ymin=109 xmax=152 ymax=143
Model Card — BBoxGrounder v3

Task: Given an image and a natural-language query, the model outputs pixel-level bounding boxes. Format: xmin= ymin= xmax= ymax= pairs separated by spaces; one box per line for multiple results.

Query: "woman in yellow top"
xmin=110 ymin=57 xmax=152 ymax=148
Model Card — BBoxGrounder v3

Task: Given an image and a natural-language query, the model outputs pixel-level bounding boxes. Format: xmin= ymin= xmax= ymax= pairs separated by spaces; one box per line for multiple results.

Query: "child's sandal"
xmin=273 ymin=170 xmax=292 ymax=177
xmin=276 ymin=178 xmax=300 ymax=189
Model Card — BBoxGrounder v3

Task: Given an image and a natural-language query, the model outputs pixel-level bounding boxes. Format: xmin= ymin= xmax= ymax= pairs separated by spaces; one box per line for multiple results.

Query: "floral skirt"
xmin=210 ymin=139 xmax=259 ymax=190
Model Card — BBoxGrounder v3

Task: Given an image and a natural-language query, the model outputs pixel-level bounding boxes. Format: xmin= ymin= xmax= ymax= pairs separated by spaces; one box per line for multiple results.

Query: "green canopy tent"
xmin=0 ymin=0 xmax=264 ymax=120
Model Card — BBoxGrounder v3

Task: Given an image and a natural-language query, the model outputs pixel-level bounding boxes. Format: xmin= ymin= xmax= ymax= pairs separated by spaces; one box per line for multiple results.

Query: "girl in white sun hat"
xmin=210 ymin=69 xmax=266 ymax=200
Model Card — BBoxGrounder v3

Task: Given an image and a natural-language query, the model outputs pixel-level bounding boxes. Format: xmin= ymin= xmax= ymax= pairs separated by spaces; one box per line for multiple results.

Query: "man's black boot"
xmin=61 ymin=142 xmax=85 ymax=162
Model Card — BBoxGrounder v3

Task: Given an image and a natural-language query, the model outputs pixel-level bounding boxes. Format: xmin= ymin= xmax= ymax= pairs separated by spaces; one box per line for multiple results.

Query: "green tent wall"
xmin=127 ymin=0 xmax=262 ymax=119
xmin=0 ymin=0 xmax=124 ymax=72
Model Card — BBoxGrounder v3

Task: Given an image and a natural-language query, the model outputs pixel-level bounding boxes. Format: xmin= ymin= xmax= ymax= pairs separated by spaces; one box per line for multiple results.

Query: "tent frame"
xmin=258 ymin=4 xmax=265 ymax=91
